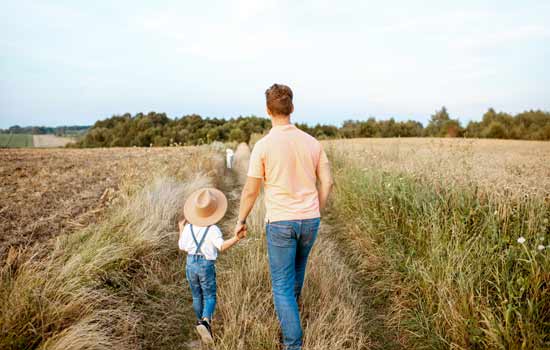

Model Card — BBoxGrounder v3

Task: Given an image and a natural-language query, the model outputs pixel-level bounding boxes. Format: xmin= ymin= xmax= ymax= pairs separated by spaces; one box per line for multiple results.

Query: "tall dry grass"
xmin=323 ymin=137 xmax=550 ymax=198
xmin=327 ymin=140 xmax=550 ymax=349
xmin=212 ymin=144 xmax=370 ymax=349
xmin=1 ymin=146 xmax=224 ymax=349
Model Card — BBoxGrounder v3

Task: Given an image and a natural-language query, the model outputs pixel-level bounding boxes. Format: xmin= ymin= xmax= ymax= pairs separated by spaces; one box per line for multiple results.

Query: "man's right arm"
xmin=235 ymin=176 xmax=262 ymax=235
xmin=234 ymin=142 xmax=264 ymax=235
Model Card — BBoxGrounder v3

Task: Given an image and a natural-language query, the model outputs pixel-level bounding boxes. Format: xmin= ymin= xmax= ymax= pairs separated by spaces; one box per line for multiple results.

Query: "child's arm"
xmin=219 ymin=236 xmax=240 ymax=252
xmin=177 ymin=218 xmax=187 ymax=251
xmin=218 ymin=226 xmax=247 ymax=253
xmin=178 ymin=218 xmax=187 ymax=234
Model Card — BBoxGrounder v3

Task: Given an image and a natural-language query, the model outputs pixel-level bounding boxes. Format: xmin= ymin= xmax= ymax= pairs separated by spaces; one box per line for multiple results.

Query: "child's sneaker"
xmin=196 ymin=319 xmax=214 ymax=344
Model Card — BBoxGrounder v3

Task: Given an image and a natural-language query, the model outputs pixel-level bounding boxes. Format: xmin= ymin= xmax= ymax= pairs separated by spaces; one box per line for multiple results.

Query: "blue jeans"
xmin=266 ymin=217 xmax=321 ymax=350
xmin=186 ymin=255 xmax=217 ymax=320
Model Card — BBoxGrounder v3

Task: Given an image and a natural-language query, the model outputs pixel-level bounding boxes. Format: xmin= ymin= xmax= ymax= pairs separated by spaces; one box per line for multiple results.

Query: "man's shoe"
xmin=196 ymin=319 xmax=214 ymax=344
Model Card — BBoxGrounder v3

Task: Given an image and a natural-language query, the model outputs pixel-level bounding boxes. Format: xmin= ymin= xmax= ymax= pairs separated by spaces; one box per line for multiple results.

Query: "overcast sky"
xmin=1 ymin=0 xmax=549 ymax=128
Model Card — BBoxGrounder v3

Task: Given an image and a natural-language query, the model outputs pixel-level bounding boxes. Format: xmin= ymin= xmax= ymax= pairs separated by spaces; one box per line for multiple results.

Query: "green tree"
xmin=207 ymin=127 xmax=221 ymax=142
xmin=425 ymin=107 xmax=462 ymax=137
xmin=482 ymin=121 xmax=507 ymax=139
xmin=425 ymin=107 xmax=450 ymax=136
xmin=229 ymin=128 xmax=246 ymax=143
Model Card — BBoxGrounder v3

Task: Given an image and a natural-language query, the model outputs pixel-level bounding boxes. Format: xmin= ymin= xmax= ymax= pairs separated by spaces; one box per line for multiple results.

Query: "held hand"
xmin=236 ymin=226 xmax=247 ymax=240
xmin=234 ymin=222 xmax=247 ymax=240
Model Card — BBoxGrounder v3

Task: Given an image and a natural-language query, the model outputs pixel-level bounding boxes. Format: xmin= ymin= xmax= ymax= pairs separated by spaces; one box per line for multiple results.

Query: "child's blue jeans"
xmin=186 ymin=255 xmax=217 ymax=320
xmin=266 ymin=217 xmax=320 ymax=350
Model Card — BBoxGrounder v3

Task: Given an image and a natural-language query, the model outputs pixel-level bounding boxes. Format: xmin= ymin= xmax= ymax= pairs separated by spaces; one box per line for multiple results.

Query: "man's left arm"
xmin=317 ymin=149 xmax=334 ymax=212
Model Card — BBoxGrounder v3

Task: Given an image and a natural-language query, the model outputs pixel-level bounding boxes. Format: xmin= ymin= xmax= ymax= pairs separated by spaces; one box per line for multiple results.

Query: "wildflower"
xmin=517 ymin=237 xmax=526 ymax=244
xmin=537 ymin=245 xmax=545 ymax=251
xmin=541 ymin=237 xmax=545 ymax=242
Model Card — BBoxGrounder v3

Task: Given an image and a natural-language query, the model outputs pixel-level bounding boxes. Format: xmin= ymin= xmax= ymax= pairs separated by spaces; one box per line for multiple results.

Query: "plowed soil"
xmin=0 ymin=147 xmax=210 ymax=260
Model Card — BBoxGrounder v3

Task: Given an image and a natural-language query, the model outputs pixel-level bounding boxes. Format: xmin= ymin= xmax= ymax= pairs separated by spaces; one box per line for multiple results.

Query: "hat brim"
xmin=183 ymin=188 xmax=228 ymax=227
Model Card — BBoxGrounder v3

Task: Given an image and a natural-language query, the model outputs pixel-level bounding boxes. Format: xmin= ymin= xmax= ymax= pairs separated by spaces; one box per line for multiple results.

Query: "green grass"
xmin=0 ymin=134 xmax=33 ymax=147
xmin=329 ymin=150 xmax=550 ymax=349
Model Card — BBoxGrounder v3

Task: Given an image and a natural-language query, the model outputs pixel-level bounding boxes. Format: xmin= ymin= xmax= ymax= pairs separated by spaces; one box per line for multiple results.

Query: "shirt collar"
xmin=270 ymin=124 xmax=296 ymax=133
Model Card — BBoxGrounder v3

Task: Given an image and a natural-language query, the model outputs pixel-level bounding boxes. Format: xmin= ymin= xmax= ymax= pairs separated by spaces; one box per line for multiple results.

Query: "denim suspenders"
xmin=190 ymin=224 xmax=211 ymax=256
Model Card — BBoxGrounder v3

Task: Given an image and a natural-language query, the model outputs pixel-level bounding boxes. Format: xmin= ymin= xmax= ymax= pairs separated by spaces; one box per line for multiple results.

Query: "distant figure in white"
xmin=226 ymin=149 xmax=234 ymax=169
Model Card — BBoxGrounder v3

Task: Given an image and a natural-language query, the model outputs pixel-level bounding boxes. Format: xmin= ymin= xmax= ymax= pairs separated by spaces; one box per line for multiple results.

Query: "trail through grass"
xmin=204 ymin=143 xmax=370 ymax=350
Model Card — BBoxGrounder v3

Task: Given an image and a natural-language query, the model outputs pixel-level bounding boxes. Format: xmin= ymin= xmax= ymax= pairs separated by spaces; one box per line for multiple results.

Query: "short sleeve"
xmin=318 ymin=145 xmax=329 ymax=168
xmin=178 ymin=225 xmax=188 ymax=251
xmin=247 ymin=142 xmax=265 ymax=179
xmin=209 ymin=226 xmax=225 ymax=251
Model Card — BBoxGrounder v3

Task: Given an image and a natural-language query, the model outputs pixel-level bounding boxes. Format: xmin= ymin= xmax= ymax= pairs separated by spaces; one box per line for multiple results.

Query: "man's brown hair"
xmin=265 ymin=84 xmax=294 ymax=116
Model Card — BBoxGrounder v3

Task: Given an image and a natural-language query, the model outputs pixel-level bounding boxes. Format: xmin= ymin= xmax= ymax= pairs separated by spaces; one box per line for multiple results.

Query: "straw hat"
xmin=183 ymin=188 xmax=228 ymax=226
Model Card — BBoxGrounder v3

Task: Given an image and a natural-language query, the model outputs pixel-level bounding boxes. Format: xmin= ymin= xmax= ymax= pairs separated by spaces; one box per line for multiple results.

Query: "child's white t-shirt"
xmin=178 ymin=224 xmax=224 ymax=260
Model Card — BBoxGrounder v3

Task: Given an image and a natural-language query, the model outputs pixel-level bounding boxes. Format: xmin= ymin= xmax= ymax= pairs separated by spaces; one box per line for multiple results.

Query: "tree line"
xmin=68 ymin=108 xmax=549 ymax=147
xmin=1 ymin=125 xmax=90 ymax=136
xmin=70 ymin=113 xmax=270 ymax=147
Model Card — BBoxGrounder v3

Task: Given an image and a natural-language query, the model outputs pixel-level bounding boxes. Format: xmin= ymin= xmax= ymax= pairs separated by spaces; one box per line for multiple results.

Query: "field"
xmin=0 ymin=147 xmax=220 ymax=259
xmin=323 ymin=138 xmax=550 ymax=196
xmin=1 ymin=138 xmax=549 ymax=350
xmin=0 ymin=134 xmax=33 ymax=147
xmin=33 ymin=135 xmax=75 ymax=147
xmin=0 ymin=134 xmax=75 ymax=148
xmin=1 ymin=145 xmax=225 ymax=349
xmin=325 ymin=138 xmax=550 ymax=349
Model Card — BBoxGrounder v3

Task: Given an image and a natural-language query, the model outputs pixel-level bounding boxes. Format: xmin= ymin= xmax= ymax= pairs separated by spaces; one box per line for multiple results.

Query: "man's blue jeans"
xmin=186 ymin=255 xmax=217 ymax=320
xmin=266 ymin=217 xmax=321 ymax=350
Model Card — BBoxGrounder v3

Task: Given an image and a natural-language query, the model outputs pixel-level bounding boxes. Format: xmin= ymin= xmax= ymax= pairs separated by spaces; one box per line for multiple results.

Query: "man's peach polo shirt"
xmin=247 ymin=124 xmax=329 ymax=222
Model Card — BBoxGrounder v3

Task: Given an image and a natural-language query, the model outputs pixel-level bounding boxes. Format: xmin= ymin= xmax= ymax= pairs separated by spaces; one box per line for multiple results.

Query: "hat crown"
xmin=184 ymin=187 xmax=227 ymax=226
xmin=195 ymin=189 xmax=217 ymax=218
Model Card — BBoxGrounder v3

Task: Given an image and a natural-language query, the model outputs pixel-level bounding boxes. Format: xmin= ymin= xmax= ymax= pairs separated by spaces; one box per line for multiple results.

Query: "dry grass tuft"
xmin=232 ymin=142 xmax=251 ymax=185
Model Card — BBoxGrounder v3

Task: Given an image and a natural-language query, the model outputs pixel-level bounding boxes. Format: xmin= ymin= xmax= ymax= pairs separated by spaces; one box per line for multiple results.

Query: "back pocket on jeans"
xmin=267 ymin=223 xmax=295 ymax=247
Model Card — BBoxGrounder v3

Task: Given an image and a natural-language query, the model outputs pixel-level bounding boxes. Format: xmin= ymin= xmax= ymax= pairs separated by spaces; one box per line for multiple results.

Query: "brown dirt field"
xmin=0 ymin=147 xmax=221 ymax=260
xmin=33 ymin=134 xmax=76 ymax=147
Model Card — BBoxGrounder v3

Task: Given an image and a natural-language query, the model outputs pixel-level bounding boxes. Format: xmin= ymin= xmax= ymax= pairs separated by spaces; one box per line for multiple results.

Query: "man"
xmin=234 ymin=83 xmax=334 ymax=350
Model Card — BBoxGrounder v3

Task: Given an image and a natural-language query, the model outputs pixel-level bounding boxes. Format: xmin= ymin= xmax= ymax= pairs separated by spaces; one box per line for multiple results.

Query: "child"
xmin=178 ymin=187 xmax=246 ymax=344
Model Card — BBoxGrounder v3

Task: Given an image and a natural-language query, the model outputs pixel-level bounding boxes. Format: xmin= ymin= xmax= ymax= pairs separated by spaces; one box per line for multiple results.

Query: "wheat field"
xmin=32 ymin=135 xmax=75 ymax=148
xmin=1 ymin=138 xmax=549 ymax=350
